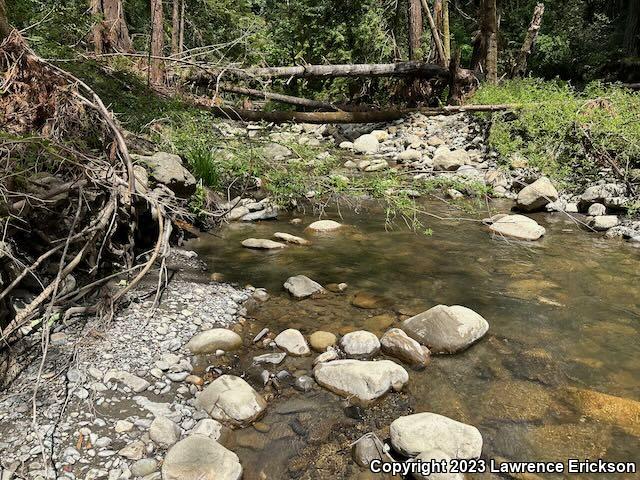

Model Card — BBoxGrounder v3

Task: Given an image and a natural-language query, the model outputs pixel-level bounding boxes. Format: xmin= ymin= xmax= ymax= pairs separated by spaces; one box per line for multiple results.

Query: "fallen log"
xmin=207 ymin=103 xmax=516 ymax=124
xmin=219 ymin=84 xmax=338 ymax=110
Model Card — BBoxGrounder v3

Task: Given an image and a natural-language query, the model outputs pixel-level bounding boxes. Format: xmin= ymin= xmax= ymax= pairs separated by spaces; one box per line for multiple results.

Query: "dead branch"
xmin=511 ymin=3 xmax=545 ymax=77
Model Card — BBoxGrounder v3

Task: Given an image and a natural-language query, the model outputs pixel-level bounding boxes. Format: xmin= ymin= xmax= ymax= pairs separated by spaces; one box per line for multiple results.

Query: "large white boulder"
xmin=402 ymin=305 xmax=489 ymax=354
xmin=185 ymin=329 xmax=242 ymax=354
xmin=390 ymin=413 xmax=482 ymax=459
xmin=340 ymin=330 xmax=380 ymax=358
xmin=313 ymin=359 xmax=408 ymax=403
xmin=162 ymin=434 xmax=242 ymax=480
xmin=516 ymin=177 xmax=558 ymax=212
xmin=353 ymin=134 xmax=380 ymax=154
xmin=283 ymin=275 xmax=326 ymax=299
xmin=380 ymin=328 xmax=430 ymax=368
xmin=196 ymin=375 xmax=266 ymax=426
xmin=489 ymin=214 xmax=546 ymax=241
xmin=274 ymin=328 xmax=310 ymax=356
xmin=306 ymin=220 xmax=343 ymax=232
xmin=432 ymin=149 xmax=471 ymax=171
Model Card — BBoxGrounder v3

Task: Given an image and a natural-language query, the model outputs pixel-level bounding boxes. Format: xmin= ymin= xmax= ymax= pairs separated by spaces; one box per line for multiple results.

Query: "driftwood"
xmin=511 ymin=3 xmax=545 ymax=77
xmin=207 ymin=104 xmax=516 ymax=124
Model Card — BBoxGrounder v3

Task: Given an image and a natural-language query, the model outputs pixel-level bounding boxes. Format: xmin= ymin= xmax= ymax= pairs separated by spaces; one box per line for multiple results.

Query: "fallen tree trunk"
xmin=198 ymin=61 xmax=449 ymax=80
xmin=218 ymin=84 xmax=338 ymax=110
xmin=207 ymin=103 xmax=516 ymax=124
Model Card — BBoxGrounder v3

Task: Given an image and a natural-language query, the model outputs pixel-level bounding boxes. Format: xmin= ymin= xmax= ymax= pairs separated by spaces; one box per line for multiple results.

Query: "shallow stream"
xmin=188 ymin=199 xmax=640 ymax=479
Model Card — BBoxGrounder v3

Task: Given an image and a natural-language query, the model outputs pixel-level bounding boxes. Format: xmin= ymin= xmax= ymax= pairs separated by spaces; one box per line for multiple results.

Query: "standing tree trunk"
xmin=624 ymin=0 xmax=640 ymax=56
xmin=473 ymin=0 xmax=498 ymax=83
xmin=150 ymin=0 xmax=164 ymax=85
xmin=171 ymin=0 xmax=180 ymax=55
xmin=0 ymin=0 xmax=11 ymax=42
xmin=511 ymin=3 xmax=544 ymax=77
xmin=420 ymin=0 xmax=446 ymax=66
xmin=408 ymin=0 xmax=423 ymax=60
xmin=442 ymin=0 xmax=451 ymax=64
xmin=90 ymin=0 xmax=132 ymax=54
xmin=179 ymin=0 xmax=185 ymax=54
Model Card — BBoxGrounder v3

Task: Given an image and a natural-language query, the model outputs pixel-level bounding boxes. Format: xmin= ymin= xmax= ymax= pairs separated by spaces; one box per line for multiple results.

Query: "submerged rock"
xmin=313 ymin=359 xmax=408 ymax=403
xmin=185 ymin=328 xmax=242 ymax=354
xmin=196 ymin=375 xmax=266 ymax=426
xmin=380 ymin=328 xmax=430 ymax=369
xmin=340 ymin=330 xmax=380 ymax=358
xmin=274 ymin=328 xmax=311 ymax=356
xmin=390 ymin=412 xmax=483 ymax=458
xmin=402 ymin=305 xmax=489 ymax=354
xmin=241 ymin=238 xmax=287 ymax=249
xmin=283 ymin=275 xmax=326 ymax=299
xmin=516 ymin=177 xmax=558 ymax=212
xmin=351 ymin=432 xmax=390 ymax=467
xmin=162 ymin=434 xmax=242 ymax=480
xmin=309 ymin=331 xmax=337 ymax=352
xmin=273 ymin=232 xmax=311 ymax=245
xmin=489 ymin=214 xmax=546 ymax=241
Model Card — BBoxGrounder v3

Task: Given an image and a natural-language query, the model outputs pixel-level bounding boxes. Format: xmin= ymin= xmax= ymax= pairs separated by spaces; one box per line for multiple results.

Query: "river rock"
xmin=274 ymin=328 xmax=310 ymax=355
xmin=241 ymin=206 xmax=278 ymax=221
xmin=433 ymin=149 xmax=470 ymax=171
xmin=253 ymin=352 xmax=287 ymax=365
xmin=274 ymin=232 xmax=310 ymax=245
xmin=580 ymin=183 xmax=626 ymax=205
xmin=340 ymin=330 xmax=380 ymax=358
xmin=185 ymin=328 xmax=242 ymax=354
xmin=283 ymin=275 xmax=326 ymax=298
xmin=191 ymin=419 xmax=224 ymax=440
xmin=351 ymin=291 xmax=390 ymax=309
xmin=103 ymin=370 xmax=149 ymax=393
xmin=516 ymin=177 xmax=558 ymax=212
xmin=130 ymin=458 xmax=158 ymax=477
xmin=196 ymin=375 xmax=267 ymax=426
xmin=263 ymin=143 xmax=292 ymax=160
xmin=411 ymin=450 xmax=464 ymax=480
xmin=162 ymin=434 xmax=242 ymax=480
xmin=313 ymin=348 xmax=339 ymax=365
xmin=353 ymin=134 xmax=380 ymax=154
xmin=313 ymin=359 xmax=409 ymax=403
xmin=309 ymin=331 xmax=337 ymax=352
xmin=390 ymin=413 xmax=483 ymax=458
xmin=306 ymin=220 xmax=343 ymax=232
xmin=132 ymin=152 xmax=196 ymax=197
xmin=402 ymin=305 xmax=489 ymax=354
xmin=351 ymin=433 xmax=390 ymax=467
xmin=380 ymin=328 xmax=430 ymax=369
xmin=587 ymin=203 xmax=606 ymax=216
xmin=241 ymin=238 xmax=287 ymax=249
xmin=588 ymin=215 xmax=619 ymax=231
xmin=149 ymin=416 xmax=180 ymax=447
xmin=397 ymin=149 xmax=422 ymax=162
xmin=489 ymin=214 xmax=546 ymax=241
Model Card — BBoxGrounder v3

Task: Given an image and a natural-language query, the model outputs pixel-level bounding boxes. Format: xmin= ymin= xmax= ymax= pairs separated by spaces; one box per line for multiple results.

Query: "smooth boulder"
xmin=340 ymin=330 xmax=380 ymax=358
xmin=353 ymin=134 xmax=380 ymax=154
xmin=390 ymin=413 xmax=482 ymax=459
xmin=432 ymin=149 xmax=470 ymax=171
xmin=196 ymin=375 xmax=266 ymax=426
xmin=402 ymin=305 xmax=489 ymax=354
xmin=313 ymin=359 xmax=408 ymax=403
xmin=186 ymin=329 xmax=242 ymax=354
xmin=380 ymin=328 xmax=430 ymax=368
xmin=283 ymin=275 xmax=326 ymax=299
xmin=274 ymin=232 xmax=310 ymax=245
xmin=162 ymin=434 xmax=242 ymax=480
xmin=306 ymin=220 xmax=343 ymax=232
xmin=309 ymin=331 xmax=337 ymax=352
xmin=274 ymin=328 xmax=310 ymax=356
xmin=489 ymin=214 xmax=546 ymax=241
xmin=516 ymin=177 xmax=558 ymax=212
xmin=241 ymin=238 xmax=287 ymax=250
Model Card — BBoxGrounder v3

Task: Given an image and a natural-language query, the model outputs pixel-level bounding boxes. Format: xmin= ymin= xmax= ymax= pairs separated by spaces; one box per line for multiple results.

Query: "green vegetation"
xmin=472 ymin=79 xmax=640 ymax=188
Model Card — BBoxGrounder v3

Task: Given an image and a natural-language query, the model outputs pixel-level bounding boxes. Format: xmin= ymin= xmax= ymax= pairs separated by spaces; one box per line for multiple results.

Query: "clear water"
xmin=188 ymin=199 xmax=640 ymax=479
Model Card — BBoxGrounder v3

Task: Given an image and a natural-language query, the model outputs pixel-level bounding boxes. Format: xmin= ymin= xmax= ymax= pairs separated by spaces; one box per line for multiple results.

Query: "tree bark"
xmin=179 ymin=0 xmax=185 ymax=54
xmin=448 ymin=49 xmax=479 ymax=105
xmin=150 ymin=0 xmax=165 ymax=85
xmin=473 ymin=0 xmax=498 ymax=83
xmin=511 ymin=3 xmax=544 ymax=77
xmin=171 ymin=0 xmax=180 ymax=55
xmin=0 ymin=0 xmax=11 ymax=42
xmin=624 ymin=0 xmax=640 ymax=56
xmin=442 ymin=0 xmax=451 ymax=64
xmin=90 ymin=0 xmax=132 ymax=54
xmin=419 ymin=0 xmax=446 ymax=66
xmin=408 ymin=0 xmax=423 ymax=61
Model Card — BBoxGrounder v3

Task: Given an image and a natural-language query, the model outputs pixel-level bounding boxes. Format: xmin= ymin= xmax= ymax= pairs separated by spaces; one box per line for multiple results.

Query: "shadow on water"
xmin=187 ymin=199 xmax=640 ymax=479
